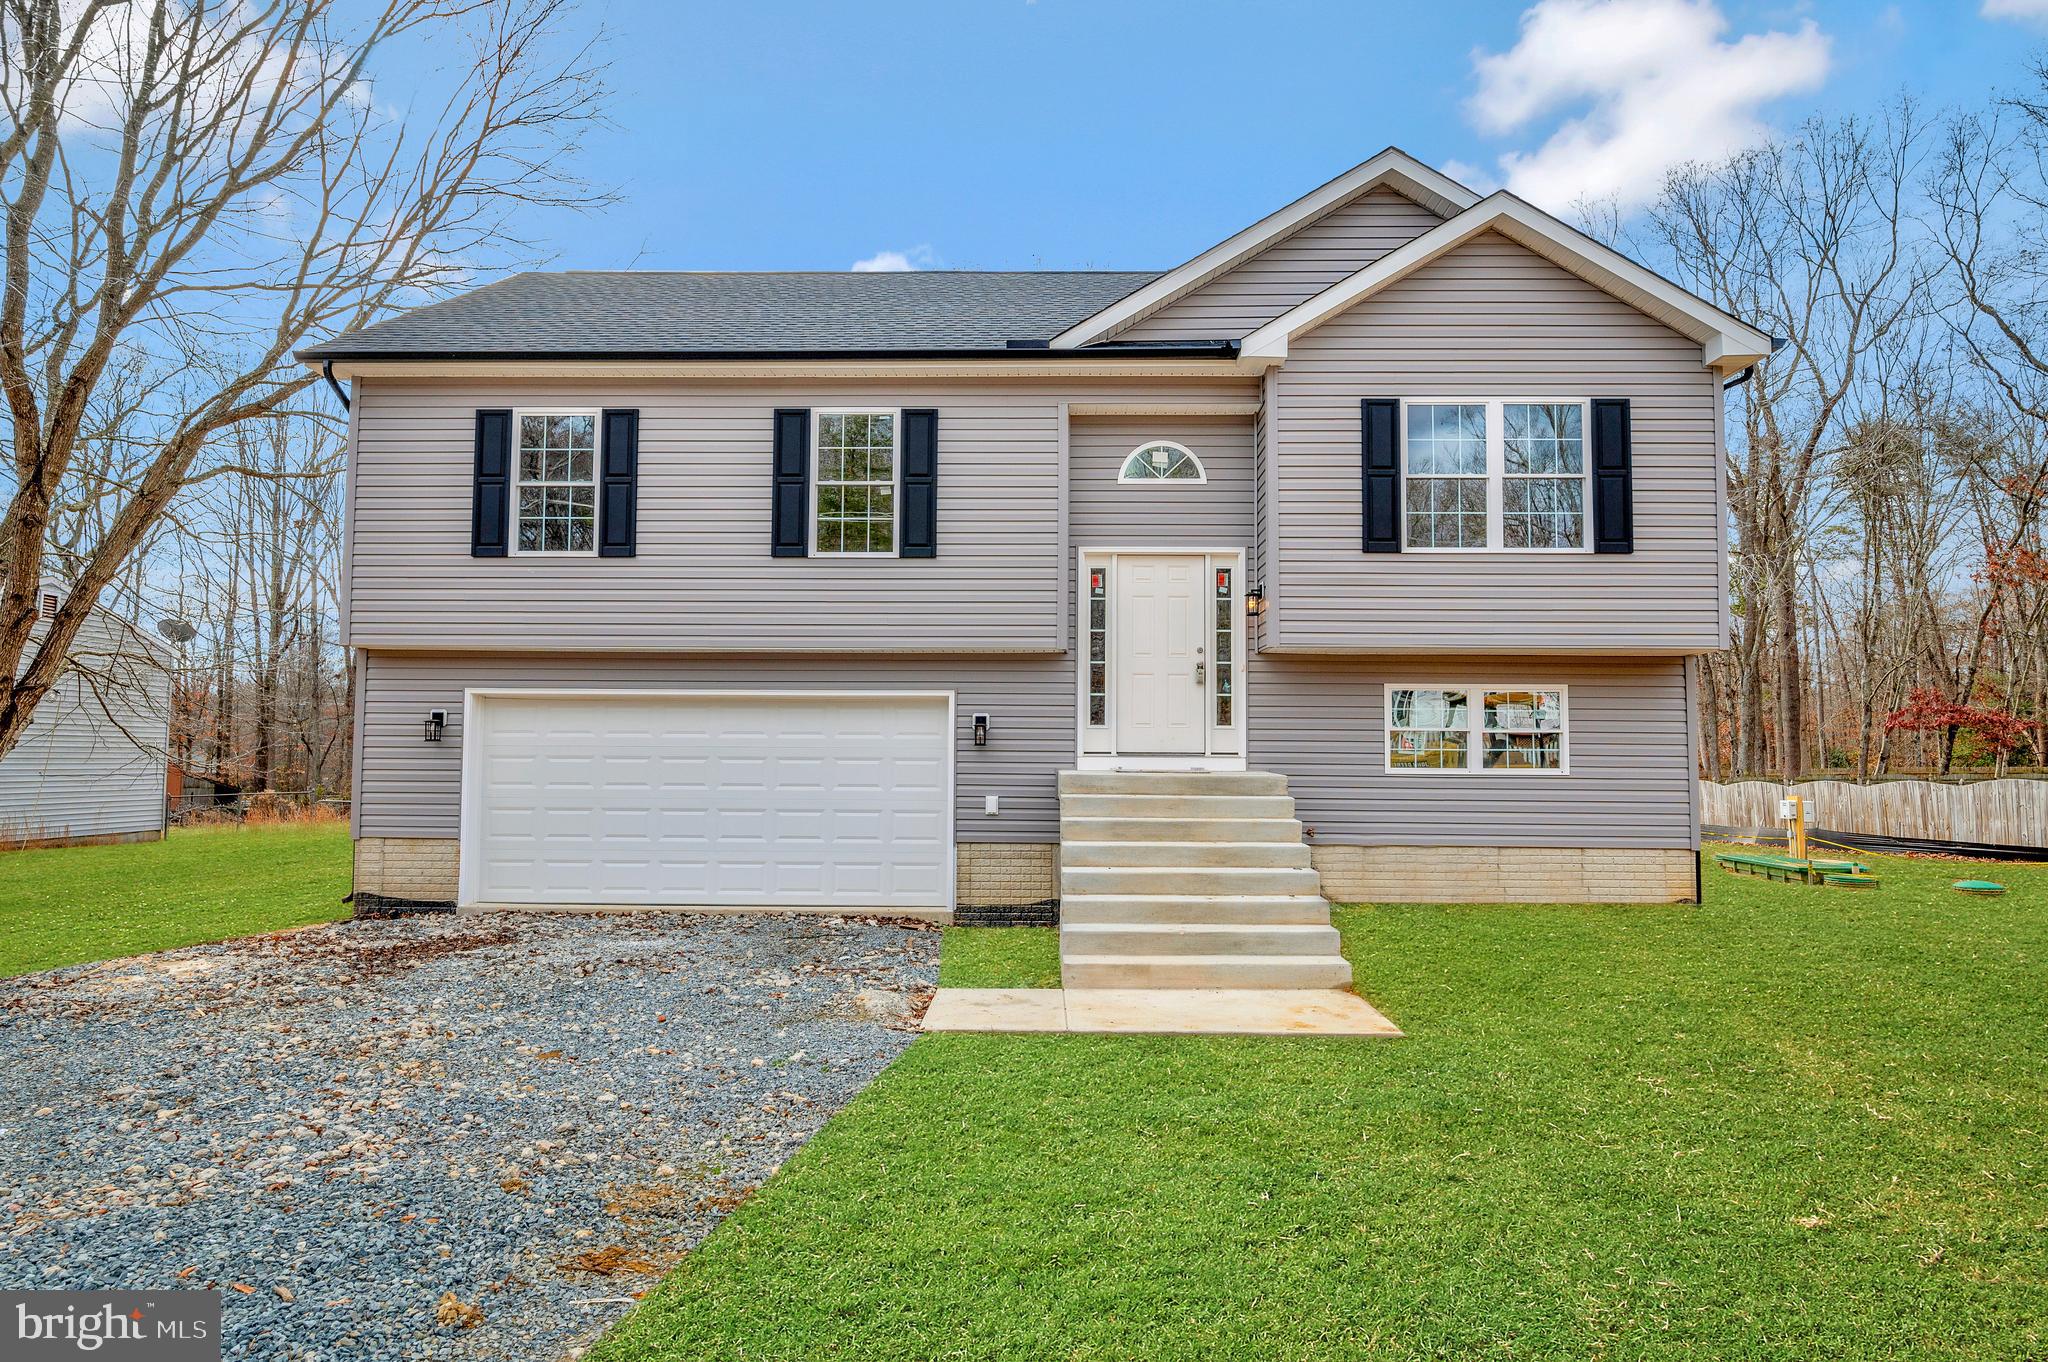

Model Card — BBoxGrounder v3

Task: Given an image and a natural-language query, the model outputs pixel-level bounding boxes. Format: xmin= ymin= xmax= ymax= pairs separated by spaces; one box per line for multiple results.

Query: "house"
xmin=0 ymin=586 xmax=170 ymax=849
xmin=302 ymin=148 xmax=1769 ymax=984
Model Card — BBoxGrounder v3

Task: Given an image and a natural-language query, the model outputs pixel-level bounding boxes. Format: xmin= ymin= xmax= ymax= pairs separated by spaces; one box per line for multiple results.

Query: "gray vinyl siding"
xmin=349 ymin=377 xmax=1252 ymax=654
xmin=1118 ymin=188 xmax=1444 ymax=342
xmin=358 ymin=650 xmax=1075 ymax=842
xmin=360 ymin=649 xmax=1694 ymax=853
xmin=1 ymin=612 xmax=168 ymax=843
xmin=1067 ymin=417 xmax=1256 ymax=678
xmin=1269 ymin=231 xmax=1725 ymax=653
xmin=1068 ymin=417 xmax=1255 ymax=550
xmin=1249 ymin=655 xmax=1696 ymax=849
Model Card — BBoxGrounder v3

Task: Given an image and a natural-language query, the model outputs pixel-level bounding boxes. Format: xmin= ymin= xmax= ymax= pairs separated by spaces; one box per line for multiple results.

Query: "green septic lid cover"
xmin=1954 ymin=880 xmax=2006 ymax=894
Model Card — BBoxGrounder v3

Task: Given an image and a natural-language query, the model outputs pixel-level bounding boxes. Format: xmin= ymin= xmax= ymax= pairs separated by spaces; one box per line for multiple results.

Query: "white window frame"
xmin=1116 ymin=439 xmax=1209 ymax=485
xmin=1399 ymin=399 xmax=1591 ymax=553
xmin=1382 ymin=682 xmax=1570 ymax=775
xmin=810 ymin=408 xmax=901 ymax=558
xmin=511 ymin=407 xmax=601 ymax=558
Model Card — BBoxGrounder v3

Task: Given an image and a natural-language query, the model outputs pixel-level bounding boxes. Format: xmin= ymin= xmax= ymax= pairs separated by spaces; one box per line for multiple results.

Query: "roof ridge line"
xmin=548 ymin=268 xmax=1165 ymax=276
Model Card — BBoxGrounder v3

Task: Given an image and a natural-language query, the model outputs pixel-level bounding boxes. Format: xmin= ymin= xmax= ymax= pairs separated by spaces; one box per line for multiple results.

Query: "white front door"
xmin=1114 ymin=554 xmax=1207 ymax=754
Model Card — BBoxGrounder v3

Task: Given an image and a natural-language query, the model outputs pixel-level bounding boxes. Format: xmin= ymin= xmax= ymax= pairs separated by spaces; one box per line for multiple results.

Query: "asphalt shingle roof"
xmin=298 ymin=270 xmax=1171 ymax=359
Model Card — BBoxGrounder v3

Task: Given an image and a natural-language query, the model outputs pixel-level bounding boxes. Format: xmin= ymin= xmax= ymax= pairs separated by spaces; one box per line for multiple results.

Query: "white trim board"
xmin=1067 ymin=401 xmax=1261 ymax=418
xmin=1240 ymin=192 xmax=1773 ymax=374
xmin=1050 ymin=148 xmax=1480 ymax=349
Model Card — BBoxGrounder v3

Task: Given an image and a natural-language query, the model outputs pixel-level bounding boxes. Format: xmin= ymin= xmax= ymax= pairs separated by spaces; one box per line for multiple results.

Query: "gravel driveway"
xmin=0 ymin=912 xmax=939 ymax=1360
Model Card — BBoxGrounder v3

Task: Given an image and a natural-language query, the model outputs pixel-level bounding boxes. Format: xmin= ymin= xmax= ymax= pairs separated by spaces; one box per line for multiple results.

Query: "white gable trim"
xmin=1239 ymin=192 xmax=1774 ymax=374
xmin=1048 ymin=148 xmax=1480 ymax=350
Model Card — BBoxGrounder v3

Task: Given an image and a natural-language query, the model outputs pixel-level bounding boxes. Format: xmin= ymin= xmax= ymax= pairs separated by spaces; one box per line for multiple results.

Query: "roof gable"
xmin=1239 ymin=192 xmax=1774 ymax=373
xmin=1115 ymin=187 xmax=1447 ymax=343
xmin=1048 ymin=148 xmax=1480 ymax=350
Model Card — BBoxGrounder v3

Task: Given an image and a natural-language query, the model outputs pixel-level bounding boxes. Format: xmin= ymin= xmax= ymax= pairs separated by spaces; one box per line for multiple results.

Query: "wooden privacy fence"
xmin=1703 ymin=780 xmax=2048 ymax=851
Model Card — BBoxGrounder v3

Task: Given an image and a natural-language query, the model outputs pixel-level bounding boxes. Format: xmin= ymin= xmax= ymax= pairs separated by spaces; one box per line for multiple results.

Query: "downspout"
xmin=322 ymin=360 xmax=351 ymax=411
xmin=1709 ymin=333 xmax=1780 ymax=895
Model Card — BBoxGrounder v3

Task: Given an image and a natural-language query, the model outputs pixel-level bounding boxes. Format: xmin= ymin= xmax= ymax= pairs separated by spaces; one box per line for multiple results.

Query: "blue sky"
xmin=390 ymin=0 xmax=2048 ymax=274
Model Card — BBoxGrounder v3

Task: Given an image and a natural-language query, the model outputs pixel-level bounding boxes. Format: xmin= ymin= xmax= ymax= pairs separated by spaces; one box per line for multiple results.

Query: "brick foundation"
xmin=353 ymin=836 xmax=458 ymax=913
xmin=352 ymin=836 xmax=1066 ymax=923
xmin=954 ymin=842 xmax=1060 ymax=925
xmin=1311 ymin=845 xmax=1697 ymax=904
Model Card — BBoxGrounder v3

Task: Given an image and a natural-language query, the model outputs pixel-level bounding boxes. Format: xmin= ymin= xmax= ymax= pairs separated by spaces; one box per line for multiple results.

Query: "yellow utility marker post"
xmin=1779 ymin=793 xmax=1809 ymax=861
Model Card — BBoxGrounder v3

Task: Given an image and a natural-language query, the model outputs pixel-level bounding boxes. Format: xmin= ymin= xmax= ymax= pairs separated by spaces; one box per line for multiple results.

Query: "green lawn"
xmin=0 ymin=820 xmax=351 ymax=977
xmin=936 ymin=922 xmax=1063 ymax=989
xmin=595 ymin=848 xmax=2048 ymax=1361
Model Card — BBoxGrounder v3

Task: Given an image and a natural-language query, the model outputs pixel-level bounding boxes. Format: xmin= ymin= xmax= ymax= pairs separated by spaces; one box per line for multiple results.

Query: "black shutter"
xmin=1591 ymin=397 xmax=1634 ymax=554
xmin=900 ymin=408 xmax=937 ymax=558
xmin=598 ymin=408 xmax=639 ymax=557
xmin=771 ymin=408 xmax=810 ymax=557
xmin=1361 ymin=398 xmax=1401 ymax=553
xmin=471 ymin=409 xmax=512 ymax=557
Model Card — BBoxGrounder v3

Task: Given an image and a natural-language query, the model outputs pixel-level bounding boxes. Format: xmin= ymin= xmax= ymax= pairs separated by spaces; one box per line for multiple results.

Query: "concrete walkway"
xmin=922 ymin=987 xmax=1401 ymax=1037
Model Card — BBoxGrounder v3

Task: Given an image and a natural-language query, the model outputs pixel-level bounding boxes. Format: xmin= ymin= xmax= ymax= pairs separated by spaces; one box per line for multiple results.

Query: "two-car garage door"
xmin=462 ymin=692 xmax=952 ymax=909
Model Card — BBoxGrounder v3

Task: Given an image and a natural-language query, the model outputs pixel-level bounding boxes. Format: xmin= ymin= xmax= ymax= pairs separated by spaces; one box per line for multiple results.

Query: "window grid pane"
xmin=1405 ymin=404 xmax=1487 ymax=549
xmin=1505 ymin=403 xmax=1584 ymax=549
xmin=816 ymin=412 xmax=897 ymax=553
xmin=1481 ymin=689 xmax=1564 ymax=770
xmin=1406 ymin=476 xmax=1487 ymax=549
xmin=1214 ymin=567 xmax=1233 ymax=727
xmin=1388 ymin=688 xmax=1470 ymax=770
xmin=1088 ymin=567 xmax=1108 ymax=726
xmin=1120 ymin=442 xmax=1203 ymax=481
xmin=1406 ymin=404 xmax=1487 ymax=475
xmin=1503 ymin=477 xmax=1584 ymax=549
xmin=1504 ymin=403 xmax=1583 ymax=474
xmin=516 ymin=412 xmax=597 ymax=553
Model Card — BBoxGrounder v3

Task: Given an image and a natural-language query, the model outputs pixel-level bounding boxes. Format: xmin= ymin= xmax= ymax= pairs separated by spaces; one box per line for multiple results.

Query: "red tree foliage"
xmin=1882 ymin=687 xmax=2032 ymax=755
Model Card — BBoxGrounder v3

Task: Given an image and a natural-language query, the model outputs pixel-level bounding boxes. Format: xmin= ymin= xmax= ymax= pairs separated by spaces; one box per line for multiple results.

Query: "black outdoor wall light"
xmin=424 ymin=710 xmax=446 ymax=743
xmin=972 ymin=713 xmax=990 ymax=747
xmin=1246 ymin=585 xmax=1267 ymax=618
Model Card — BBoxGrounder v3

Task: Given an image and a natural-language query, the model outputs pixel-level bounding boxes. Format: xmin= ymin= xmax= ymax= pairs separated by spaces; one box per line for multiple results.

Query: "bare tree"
xmin=1929 ymin=80 xmax=2048 ymax=773
xmin=1647 ymin=105 xmax=1931 ymax=779
xmin=0 ymin=0 xmax=607 ymax=759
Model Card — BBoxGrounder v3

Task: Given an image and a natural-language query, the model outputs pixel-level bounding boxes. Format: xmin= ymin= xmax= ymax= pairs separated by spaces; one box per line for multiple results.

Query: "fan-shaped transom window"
xmin=1118 ymin=440 xmax=1207 ymax=483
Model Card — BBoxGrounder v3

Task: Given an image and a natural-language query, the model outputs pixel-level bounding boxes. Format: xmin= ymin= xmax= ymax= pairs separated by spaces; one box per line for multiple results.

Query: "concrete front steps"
xmin=1059 ymin=769 xmax=1353 ymax=991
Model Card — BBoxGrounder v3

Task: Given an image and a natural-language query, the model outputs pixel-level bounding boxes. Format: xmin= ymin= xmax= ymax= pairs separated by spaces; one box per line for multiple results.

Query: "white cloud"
xmin=1465 ymin=0 xmax=1830 ymax=211
xmin=1439 ymin=159 xmax=1499 ymax=194
xmin=1983 ymin=0 xmax=2048 ymax=22
xmin=851 ymin=245 xmax=938 ymax=272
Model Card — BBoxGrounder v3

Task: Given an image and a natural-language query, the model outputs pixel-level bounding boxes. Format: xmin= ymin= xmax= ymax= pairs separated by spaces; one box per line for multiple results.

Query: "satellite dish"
xmin=156 ymin=617 xmax=198 ymax=643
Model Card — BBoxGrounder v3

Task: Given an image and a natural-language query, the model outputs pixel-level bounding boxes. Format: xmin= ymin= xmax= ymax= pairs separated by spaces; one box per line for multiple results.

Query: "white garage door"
xmin=464 ymin=691 xmax=952 ymax=908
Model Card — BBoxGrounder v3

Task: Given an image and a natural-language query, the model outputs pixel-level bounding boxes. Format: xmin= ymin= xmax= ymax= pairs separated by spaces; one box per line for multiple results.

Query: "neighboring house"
xmin=0 ymin=587 xmax=170 ymax=849
xmin=303 ymin=148 xmax=1771 ymax=942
